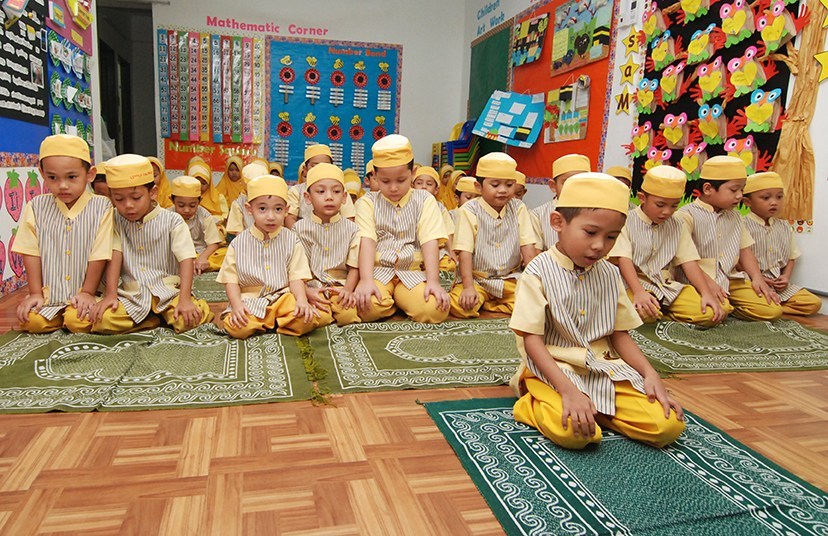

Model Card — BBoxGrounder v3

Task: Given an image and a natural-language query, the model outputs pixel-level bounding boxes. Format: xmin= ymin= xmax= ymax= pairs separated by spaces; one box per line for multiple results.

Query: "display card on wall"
xmin=0 ymin=1 xmax=49 ymax=127
xmin=630 ymin=0 xmax=800 ymax=194
xmin=472 ymin=90 xmax=546 ymax=148
xmin=550 ymin=0 xmax=613 ymax=76
xmin=512 ymin=13 xmax=549 ymax=67
xmin=545 ymin=75 xmax=591 ymax=142
xmin=267 ymin=38 xmax=401 ymax=181
xmin=47 ymin=29 xmax=92 ymax=150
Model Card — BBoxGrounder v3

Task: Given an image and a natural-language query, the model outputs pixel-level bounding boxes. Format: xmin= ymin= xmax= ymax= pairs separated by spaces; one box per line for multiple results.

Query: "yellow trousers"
xmin=207 ymin=247 xmax=228 ymax=271
xmin=449 ymin=279 xmax=516 ymax=318
xmin=359 ymin=278 xmax=449 ymax=324
xmin=92 ymin=295 xmax=214 ymax=334
xmin=513 ymin=376 xmax=685 ymax=450
xmin=22 ymin=305 xmax=103 ymax=334
xmin=223 ymin=292 xmax=331 ymax=339
xmin=781 ymin=288 xmax=822 ymax=316
xmin=728 ymin=279 xmax=783 ymax=322
xmin=327 ymin=293 xmax=361 ymax=326
xmin=626 ymin=286 xmax=732 ymax=327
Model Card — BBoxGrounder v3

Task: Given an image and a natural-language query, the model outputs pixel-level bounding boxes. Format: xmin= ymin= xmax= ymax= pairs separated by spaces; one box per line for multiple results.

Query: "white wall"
xmin=151 ymin=0 xmax=467 ymax=164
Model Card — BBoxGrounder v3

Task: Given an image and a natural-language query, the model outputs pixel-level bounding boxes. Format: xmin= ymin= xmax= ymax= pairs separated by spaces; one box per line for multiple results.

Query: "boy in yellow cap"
xmin=217 ymin=175 xmax=327 ymax=338
xmin=89 ymin=154 xmax=213 ymax=334
xmin=168 ymin=176 xmax=224 ymax=274
xmin=531 ymin=154 xmax=591 ymax=252
xmin=92 ymin=161 xmax=109 ymax=197
xmin=605 ymin=165 xmax=636 ymax=211
xmin=513 ymin=171 xmax=528 ymax=201
xmin=742 ymin=172 xmax=821 ymax=315
xmin=269 ymin=162 xmax=283 ymax=177
xmin=354 ymin=134 xmax=450 ymax=323
xmin=610 ymin=165 xmax=726 ymax=326
xmin=510 ymin=172 xmax=685 ymax=450
xmin=13 ymin=134 xmax=113 ymax=333
xmin=216 ymin=155 xmax=245 ymax=205
xmin=675 ymin=156 xmax=782 ymax=321
xmin=294 ymin=163 xmax=361 ymax=326
xmin=413 ymin=165 xmax=457 ymax=272
xmin=450 ymin=153 xmax=538 ymax=318
xmin=363 ymin=160 xmax=377 ymax=192
xmin=343 ymin=168 xmax=364 ymax=202
xmin=226 ymin=161 xmax=269 ymax=239
xmin=285 ymin=144 xmax=355 ymax=228
xmin=450 ymin=176 xmax=481 ymax=225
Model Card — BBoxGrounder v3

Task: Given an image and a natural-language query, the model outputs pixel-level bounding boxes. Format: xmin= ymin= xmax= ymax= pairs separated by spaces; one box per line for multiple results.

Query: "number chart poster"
xmin=268 ymin=37 xmax=401 ymax=181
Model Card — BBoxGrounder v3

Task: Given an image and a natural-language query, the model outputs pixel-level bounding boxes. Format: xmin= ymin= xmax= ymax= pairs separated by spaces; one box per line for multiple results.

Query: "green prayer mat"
xmin=192 ymin=271 xmax=228 ymax=303
xmin=632 ymin=318 xmax=828 ymax=374
xmin=308 ymin=319 xmax=520 ymax=393
xmin=426 ymin=397 xmax=828 ymax=536
xmin=0 ymin=324 xmax=312 ymax=413
xmin=440 ymin=269 xmax=456 ymax=293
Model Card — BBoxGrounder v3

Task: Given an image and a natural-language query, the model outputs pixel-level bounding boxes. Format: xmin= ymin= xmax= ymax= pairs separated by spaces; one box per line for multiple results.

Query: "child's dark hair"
xmin=93 ymin=174 xmax=106 ymax=184
xmin=700 ymin=179 xmax=726 ymax=191
xmin=170 ymin=194 xmax=202 ymax=202
xmin=305 ymin=155 xmax=334 ymax=167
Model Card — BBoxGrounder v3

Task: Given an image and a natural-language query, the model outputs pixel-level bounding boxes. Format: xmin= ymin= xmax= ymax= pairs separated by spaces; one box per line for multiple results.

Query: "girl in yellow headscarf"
xmin=186 ymin=155 xmax=207 ymax=174
xmin=437 ymin=164 xmax=456 ymax=209
xmin=189 ymin=162 xmax=229 ymax=223
xmin=147 ymin=156 xmax=173 ymax=208
xmin=216 ymin=155 xmax=245 ymax=205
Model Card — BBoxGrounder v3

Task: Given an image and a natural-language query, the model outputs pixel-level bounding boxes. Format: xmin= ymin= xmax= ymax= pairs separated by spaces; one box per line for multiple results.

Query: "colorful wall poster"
xmin=46 ymin=29 xmax=93 ymax=150
xmin=45 ymin=0 xmax=93 ymax=55
xmin=544 ymin=75 xmax=591 ymax=143
xmin=267 ymin=37 xmax=401 ymax=182
xmin=550 ymin=0 xmax=613 ymax=76
xmin=0 ymin=0 xmax=49 ymax=128
xmin=472 ymin=90 xmax=545 ymax=148
xmin=512 ymin=13 xmax=549 ymax=67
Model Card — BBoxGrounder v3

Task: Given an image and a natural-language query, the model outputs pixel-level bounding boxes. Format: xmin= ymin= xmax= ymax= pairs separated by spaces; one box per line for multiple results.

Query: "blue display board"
xmin=268 ymin=37 xmax=401 ymax=181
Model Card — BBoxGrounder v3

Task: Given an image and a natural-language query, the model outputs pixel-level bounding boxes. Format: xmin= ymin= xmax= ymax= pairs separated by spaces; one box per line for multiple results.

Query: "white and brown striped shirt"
xmin=114 ymin=206 xmax=196 ymax=323
xmin=13 ymin=192 xmax=113 ymax=319
xmin=216 ymin=226 xmax=311 ymax=318
xmin=531 ymin=200 xmax=558 ymax=251
xmin=293 ymin=214 xmax=359 ymax=288
xmin=509 ymin=247 xmax=645 ymax=416
xmin=610 ymin=207 xmax=699 ymax=304
xmin=288 ymin=182 xmax=356 ymax=220
xmin=743 ymin=212 xmax=801 ymax=301
xmin=168 ymin=205 xmax=222 ymax=254
xmin=454 ymin=198 xmax=534 ymax=298
xmin=675 ymin=199 xmax=753 ymax=291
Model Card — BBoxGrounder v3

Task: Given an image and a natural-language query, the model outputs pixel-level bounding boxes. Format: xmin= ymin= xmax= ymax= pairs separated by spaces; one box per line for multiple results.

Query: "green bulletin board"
xmin=468 ymin=21 xmax=513 ymax=120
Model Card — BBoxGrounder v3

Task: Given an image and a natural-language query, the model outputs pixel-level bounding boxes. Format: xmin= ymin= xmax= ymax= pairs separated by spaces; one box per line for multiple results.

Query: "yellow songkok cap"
xmin=251 ymin=156 xmax=269 ymax=169
xmin=552 ymin=154 xmax=591 ymax=177
xmin=605 ymin=166 xmax=632 ymax=182
xmin=307 ymin=163 xmax=345 ymax=187
xmin=700 ymin=155 xmax=747 ymax=180
xmin=365 ymin=160 xmax=374 ymax=175
xmin=455 ymin=176 xmax=479 ymax=194
xmin=744 ymin=171 xmax=784 ymax=194
xmin=40 ymin=134 xmax=91 ymax=163
xmin=477 ymin=152 xmax=517 ymax=180
xmin=95 ymin=162 xmax=107 ymax=175
xmin=242 ymin=162 xmax=268 ymax=183
xmin=247 ymin=175 xmax=288 ymax=202
xmin=269 ymin=162 xmax=284 ymax=176
xmin=642 ymin=165 xmax=686 ymax=199
xmin=171 ymin=176 xmax=203 ymax=198
xmin=515 ymin=171 xmax=526 ymax=186
xmin=304 ymin=144 xmax=332 ymax=162
xmin=415 ymin=166 xmax=440 ymax=184
xmin=106 ymin=154 xmax=154 ymax=189
xmin=344 ymin=168 xmax=362 ymax=194
xmin=439 ymin=164 xmax=454 ymax=177
xmin=557 ymin=172 xmax=630 ymax=215
xmin=189 ymin=163 xmax=211 ymax=181
xmin=372 ymin=134 xmax=414 ymax=167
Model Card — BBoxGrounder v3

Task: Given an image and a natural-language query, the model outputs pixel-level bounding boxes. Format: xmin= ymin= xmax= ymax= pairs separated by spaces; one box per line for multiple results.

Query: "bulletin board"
xmin=47 ymin=29 xmax=93 ymax=148
xmin=469 ymin=21 xmax=513 ymax=121
xmin=267 ymin=37 xmax=401 ymax=182
xmin=630 ymin=0 xmax=798 ymax=198
xmin=509 ymin=0 xmax=617 ymax=181
xmin=156 ymin=28 xmax=266 ymax=170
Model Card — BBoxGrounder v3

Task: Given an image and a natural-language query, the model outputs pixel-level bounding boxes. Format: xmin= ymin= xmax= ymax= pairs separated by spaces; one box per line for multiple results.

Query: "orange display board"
xmin=164 ymin=139 xmax=260 ymax=171
xmin=508 ymin=0 xmax=615 ymax=181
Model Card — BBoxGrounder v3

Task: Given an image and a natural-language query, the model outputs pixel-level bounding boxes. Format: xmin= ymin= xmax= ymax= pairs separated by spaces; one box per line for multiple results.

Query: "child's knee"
xmin=21 ymin=311 xmax=63 ymax=333
xmin=648 ymin=415 xmax=686 ymax=448
xmin=222 ymin=316 xmax=257 ymax=339
xmin=63 ymin=307 xmax=93 ymax=333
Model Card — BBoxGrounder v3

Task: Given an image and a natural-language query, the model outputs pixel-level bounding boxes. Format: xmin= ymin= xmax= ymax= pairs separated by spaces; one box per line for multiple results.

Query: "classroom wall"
xmin=151 ymin=0 xmax=468 ymax=165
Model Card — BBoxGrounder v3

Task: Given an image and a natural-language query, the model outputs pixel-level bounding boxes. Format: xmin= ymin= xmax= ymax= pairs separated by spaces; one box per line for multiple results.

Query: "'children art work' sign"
xmin=472 ymin=90 xmax=545 ymax=148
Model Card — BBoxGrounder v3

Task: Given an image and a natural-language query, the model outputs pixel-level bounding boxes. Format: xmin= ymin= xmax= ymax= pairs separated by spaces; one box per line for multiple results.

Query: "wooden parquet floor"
xmin=0 ymin=287 xmax=825 ymax=535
